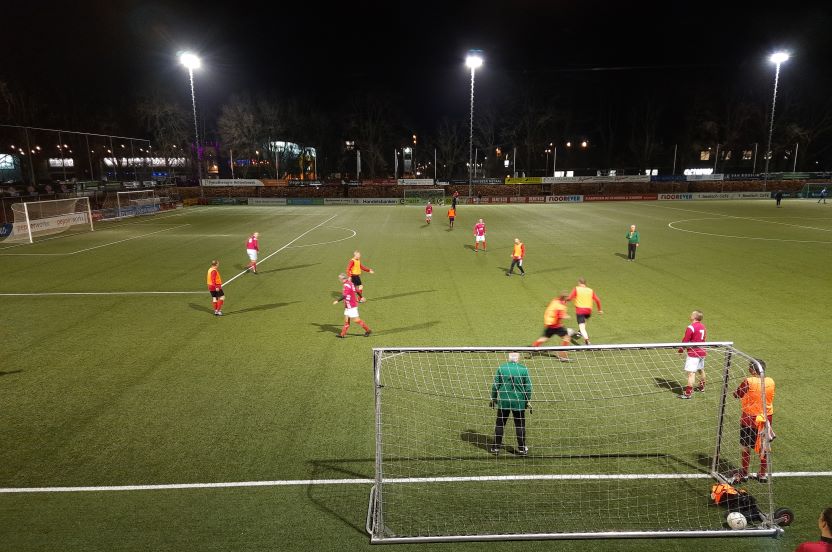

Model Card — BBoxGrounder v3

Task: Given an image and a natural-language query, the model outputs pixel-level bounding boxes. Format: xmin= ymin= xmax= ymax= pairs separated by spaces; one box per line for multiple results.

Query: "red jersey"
xmin=474 ymin=222 xmax=486 ymax=236
xmin=796 ymin=540 xmax=832 ymax=552
xmin=342 ymin=280 xmax=359 ymax=309
xmin=425 ymin=204 xmax=432 ymax=214
xmin=246 ymin=235 xmax=259 ymax=251
xmin=680 ymin=321 xmax=707 ymax=357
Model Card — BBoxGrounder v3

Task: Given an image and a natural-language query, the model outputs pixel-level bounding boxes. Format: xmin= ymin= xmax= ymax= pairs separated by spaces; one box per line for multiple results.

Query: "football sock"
xmin=359 ymin=321 xmax=370 ymax=332
xmin=684 ymin=385 xmax=692 ymax=396
xmin=212 ymin=300 xmax=218 ymax=312
xmin=741 ymin=449 xmax=750 ymax=474
xmin=216 ymin=299 xmax=223 ymax=311
xmin=531 ymin=339 xmax=544 ymax=347
xmin=341 ymin=322 xmax=350 ymax=336
xmin=759 ymin=456 xmax=768 ymax=477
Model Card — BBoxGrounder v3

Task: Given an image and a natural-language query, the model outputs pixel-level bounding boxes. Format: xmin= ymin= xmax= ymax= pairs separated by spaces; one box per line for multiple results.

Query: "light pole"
xmin=180 ymin=51 xmax=202 ymax=184
xmin=465 ymin=50 xmax=483 ymax=197
xmin=763 ymin=51 xmax=789 ymax=190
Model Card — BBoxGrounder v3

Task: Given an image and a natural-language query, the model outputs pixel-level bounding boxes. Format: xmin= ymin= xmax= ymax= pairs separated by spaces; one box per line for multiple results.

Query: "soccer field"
xmin=1 ymin=200 xmax=830 ymax=551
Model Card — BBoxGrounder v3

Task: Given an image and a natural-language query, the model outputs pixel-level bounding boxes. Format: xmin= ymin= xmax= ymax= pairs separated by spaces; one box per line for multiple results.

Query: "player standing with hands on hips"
xmin=678 ymin=310 xmax=707 ymax=399
xmin=625 ymin=224 xmax=639 ymax=261
xmin=246 ymin=232 xmax=260 ymax=273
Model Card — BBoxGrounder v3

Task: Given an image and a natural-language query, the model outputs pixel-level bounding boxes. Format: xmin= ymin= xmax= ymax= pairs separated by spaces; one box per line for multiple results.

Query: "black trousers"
xmin=627 ymin=243 xmax=637 ymax=259
xmin=508 ymin=259 xmax=525 ymax=273
xmin=494 ymin=409 xmax=526 ymax=448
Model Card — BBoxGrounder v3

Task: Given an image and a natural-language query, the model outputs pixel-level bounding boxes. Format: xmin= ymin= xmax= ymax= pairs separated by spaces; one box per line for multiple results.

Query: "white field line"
xmin=0 ymin=224 xmax=190 ymax=256
xmin=222 ymin=214 xmax=337 ymax=286
xmin=668 ymin=218 xmax=832 ymax=244
xmin=0 ymin=291 xmax=204 ymax=297
xmin=1 ymin=471 xmax=829 ymax=494
xmin=653 ymin=204 xmax=832 ymax=232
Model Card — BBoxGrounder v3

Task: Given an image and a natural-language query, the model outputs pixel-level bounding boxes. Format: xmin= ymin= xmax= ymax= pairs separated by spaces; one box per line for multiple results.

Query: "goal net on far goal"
xmin=1 ymin=197 xmax=93 ymax=244
xmin=116 ymin=190 xmax=162 ymax=219
xmin=367 ymin=343 xmax=783 ymax=543
xmin=403 ymin=188 xmax=445 ymax=205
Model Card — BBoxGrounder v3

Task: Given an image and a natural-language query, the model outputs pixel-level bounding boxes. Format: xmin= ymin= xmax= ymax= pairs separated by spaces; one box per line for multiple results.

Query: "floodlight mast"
xmin=180 ymin=51 xmax=202 ymax=183
xmin=465 ymin=51 xmax=483 ymax=198
xmin=763 ymin=51 xmax=789 ymax=190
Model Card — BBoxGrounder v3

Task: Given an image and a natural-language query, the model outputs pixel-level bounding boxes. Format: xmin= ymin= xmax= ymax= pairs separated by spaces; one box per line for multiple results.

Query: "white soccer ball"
xmin=727 ymin=511 xmax=747 ymax=529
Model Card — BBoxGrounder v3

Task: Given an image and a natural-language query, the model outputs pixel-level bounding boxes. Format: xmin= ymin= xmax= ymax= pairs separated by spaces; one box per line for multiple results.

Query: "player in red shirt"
xmin=346 ymin=250 xmax=374 ymax=302
xmin=246 ymin=232 xmax=260 ymax=274
xmin=206 ymin=260 xmax=224 ymax=316
xmin=473 ymin=219 xmax=487 ymax=252
xmin=795 ymin=508 xmax=832 ymax=552
xmin=332 ymin=273 xmax=372 ymax=338
xmin=677 ymin=310 xmax=707 ymax=399
xmin=425 ymin=201 xmax=433 ymax=224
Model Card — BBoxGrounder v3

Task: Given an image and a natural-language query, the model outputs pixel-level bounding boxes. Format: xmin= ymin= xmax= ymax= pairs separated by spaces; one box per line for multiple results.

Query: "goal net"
xmin=368 ymin=343 xmax=781 ymax=543
xmin=116 ymin=190 xmax=161 ymax=219
xmin=797 ymin=183 xmax=829 ymax=199
xmin=2 ymin=197 xmax=93 ymax=244
xmin=403 ymin=188 xmax=445 ymax=205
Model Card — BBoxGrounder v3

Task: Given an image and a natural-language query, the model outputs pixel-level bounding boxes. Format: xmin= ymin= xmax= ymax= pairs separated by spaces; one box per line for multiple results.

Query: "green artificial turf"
xmin=0 ymin=200 xmax=830 ymax=551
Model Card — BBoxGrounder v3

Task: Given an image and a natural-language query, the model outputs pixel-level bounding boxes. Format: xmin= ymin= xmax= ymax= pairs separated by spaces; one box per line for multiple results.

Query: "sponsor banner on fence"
xmin=543 ymin=175 xmax=650 ymax=183
xmin=248 ymin=197 xmax=288 ymax=205
xmin=584 ymin=194 xmax=658 ymax=201
xmin=208 ymin=198 xmax=246 ymax=205
xmin=364 ymin=178 xmax=397 ymax=185
xmin=734 ymin=192 xmax=771 ymax=199
xmin=1 ymin=212 xmax=90 ymax=241
xmin=323 ymin=197 xmax=402 ymax=205
xmin=658 ymin=193 xmax=694 ymax=201
xmin=685 ymin=174 xmax=724 ymax=181
xmin=506 ymin=177 xmax=543 ymax=184
xmin=201 ymin=179 xmax=264 ymax=187
xmin=287 ymin=198 xmax=325 ymax=205
xmin=545 ymin=195 xmax=584 ymax=203
xmin=398 ymin=178 xmax=435 ymax=186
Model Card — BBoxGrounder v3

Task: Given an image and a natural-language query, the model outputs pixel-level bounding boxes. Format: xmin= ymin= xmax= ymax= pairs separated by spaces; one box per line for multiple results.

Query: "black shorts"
xmin=576 ymin=313 xmax=591 ymax=324
xmin=350 ymin=275 xmax=362 ymax=286
xmin=740 ymin=424 xmax=756 ymax=448
xmin=544 ymin=326 xmax=568 ymax=338
xmin=448 ymin=217 xmax=455 ymax=222
xmin=210 ymin=288 xmax=224 ymax=298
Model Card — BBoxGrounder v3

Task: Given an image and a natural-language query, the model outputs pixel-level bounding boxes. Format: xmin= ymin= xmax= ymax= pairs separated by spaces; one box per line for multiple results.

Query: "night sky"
xmin=4 ymin=1 xmax=832 ymax=142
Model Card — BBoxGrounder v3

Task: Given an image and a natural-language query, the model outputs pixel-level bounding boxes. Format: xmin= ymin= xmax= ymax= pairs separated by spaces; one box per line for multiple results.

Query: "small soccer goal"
xmin=116 ymin=190 xmax=161 ymax=219
xmin=797 ymin=183 xmax=829 ymax=199
xmin=403 ymin=188 xmax=445 ymax=205
xmin=367 ymin=343 xmax=783 ymax=543
xmin=1 ymin=197 xmax=93 ymax=244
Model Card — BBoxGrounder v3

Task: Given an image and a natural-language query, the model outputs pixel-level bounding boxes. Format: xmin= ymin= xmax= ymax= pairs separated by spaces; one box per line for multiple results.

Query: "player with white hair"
xmin=333 ymin=273 xmax=372 ymax=338
xmin=489 ymin=352 xmax=532 ymax=456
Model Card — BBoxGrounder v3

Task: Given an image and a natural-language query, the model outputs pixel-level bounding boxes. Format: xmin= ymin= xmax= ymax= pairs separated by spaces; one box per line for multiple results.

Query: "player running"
xmin=567 ymin=277 xmax=603 ymax=344
xmin=506 ymin=238 xmax=525 ymax=276
xmin=473 ymin=218 xmax=487 ymax=252
xmin=207 ymin=260 xmax=225 ymax=316
xmin=677 ymin=310 xmax=707 ymax=399
xmin=532 ymin=291 xmax=579 ymax=360
xmin=246 ymin=232 xmax=260 ymax=273
xmin=333 ymin=273 xmax=372 ymax=338
xmin=425 ymin=201 xmax=433 ymax=224
xmin=346 ymin=250 xmax=374 ymax=302
xmin=447 ymin=206 xmax=456 ymax=229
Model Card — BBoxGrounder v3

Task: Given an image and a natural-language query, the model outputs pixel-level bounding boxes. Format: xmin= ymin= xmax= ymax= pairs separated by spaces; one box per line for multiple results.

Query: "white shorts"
xmin=684 ymin=357 xmax=705 ymax=372
xmin=426 ymin=213 xmax=432 ymax=219
xmin=247 ymin=249 xmax=258 ymax=261
xmin=475 ymin=235 xmax=485 ymax=242
xmin=344 ymin=307 xmax=359 ymax=318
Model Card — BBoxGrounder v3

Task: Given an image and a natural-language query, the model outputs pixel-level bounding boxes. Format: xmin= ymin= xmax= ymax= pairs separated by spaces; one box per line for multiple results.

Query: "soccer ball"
xmin=726 ymin=511 xmax=747 ymax=529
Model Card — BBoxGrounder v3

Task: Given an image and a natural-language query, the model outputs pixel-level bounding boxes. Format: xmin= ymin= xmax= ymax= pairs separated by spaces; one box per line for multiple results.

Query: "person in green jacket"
xmin=489 ymin=352 xmax=532 ymax=456
xmin=626 ymin=224 xmax=640 ymax=261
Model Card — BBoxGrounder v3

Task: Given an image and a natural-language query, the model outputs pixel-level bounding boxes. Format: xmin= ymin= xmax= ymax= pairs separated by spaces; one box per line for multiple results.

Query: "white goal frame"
xmin=367 ymin=343 xmax=780 ymax=543
xmin=10 ymin=197 xmax=94 ymax=244
xmin=116 ymin=190 xmax=160 ymax=219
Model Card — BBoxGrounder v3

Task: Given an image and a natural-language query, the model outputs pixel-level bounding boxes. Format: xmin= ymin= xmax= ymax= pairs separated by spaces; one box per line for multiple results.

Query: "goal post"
xmin=2 ymin=197 xmax=93 ymax=244
xmin=368 ymin=343 xmax=781 ymax=543
xmin=116 ymin=189 xmax=160 ymax=219
xmin=797 ymin=183 xmax=829 ymax=199
xmin=402 ymin=188 xmax=445 ymax=205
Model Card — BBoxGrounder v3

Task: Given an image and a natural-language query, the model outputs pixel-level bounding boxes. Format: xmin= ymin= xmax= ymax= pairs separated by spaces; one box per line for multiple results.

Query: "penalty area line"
xmin=2 ymin=471 xmax=830 ymax=494
xmin=223 ymin=214 xmax=338 ymax=286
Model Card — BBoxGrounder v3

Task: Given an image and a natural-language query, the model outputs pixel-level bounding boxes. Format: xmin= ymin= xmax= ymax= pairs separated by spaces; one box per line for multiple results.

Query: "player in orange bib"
xmin=731 ymin=358 xmax=775 ymax=483
xmin=447 ymin=207 xmax=456 ymax=229
xmin=532 ymin=291 xmax=579 ymax=360
xmin=506 ymin=238 xmax=525 ymax=276
xmin=346 ymin=250 xmax=374 ymax=302
xmin=566 ymin=277 xmax=603 ymax=344
xmin=206 ymin=260 xmax=224 ymax=316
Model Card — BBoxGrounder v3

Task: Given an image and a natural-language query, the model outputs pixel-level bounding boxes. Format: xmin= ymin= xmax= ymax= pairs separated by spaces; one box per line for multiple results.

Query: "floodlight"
xmin=769 ymin=52 xmax=789 ymax=64
xmin=180 ymin=52 xmax=201 ymax=70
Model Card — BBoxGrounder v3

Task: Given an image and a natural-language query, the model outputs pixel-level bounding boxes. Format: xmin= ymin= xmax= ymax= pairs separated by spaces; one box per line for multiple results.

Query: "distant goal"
xmin=403 ymin=188 xmax=445 ymax=205
xmin=1 ymin=197 xmax=93 ymax=244
xmin=367 ymin=343 xmax=783 ymax=543
xmin=116 ymin=190 xmax=162 ymax=219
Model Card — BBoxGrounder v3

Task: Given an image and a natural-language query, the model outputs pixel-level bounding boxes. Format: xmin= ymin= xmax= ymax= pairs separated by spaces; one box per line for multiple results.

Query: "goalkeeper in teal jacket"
xmin=489 ymin=352 xmax=532 ymax=456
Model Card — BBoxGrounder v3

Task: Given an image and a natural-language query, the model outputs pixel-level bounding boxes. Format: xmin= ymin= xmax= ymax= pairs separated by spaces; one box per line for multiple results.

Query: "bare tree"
xmin=217 ymin=94 xmax=264 ymax=177
xmin=628 ymin=97 xmax=663 ymax=172
xmin=435 ymin=118 xmax=467 ymax=180
xmin=347 ymin=95 xmax=395 ymax=179
xmin=136 ymin=93 xmax=189 ymax=175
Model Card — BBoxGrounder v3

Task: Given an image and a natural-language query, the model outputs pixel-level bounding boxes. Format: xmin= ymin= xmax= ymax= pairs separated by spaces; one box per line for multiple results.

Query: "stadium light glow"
xmin=465 ymin=50 xmax=484 ymax=196
xmin=763 ymin=51 xmax=790 ymax=189
xmin=179 ymin=52 xmax=201 ymax=70
xmin=465 ymin=52 xmax=483 ymax=69
xmin=769 ymin=52 xmax=789 ymax=64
